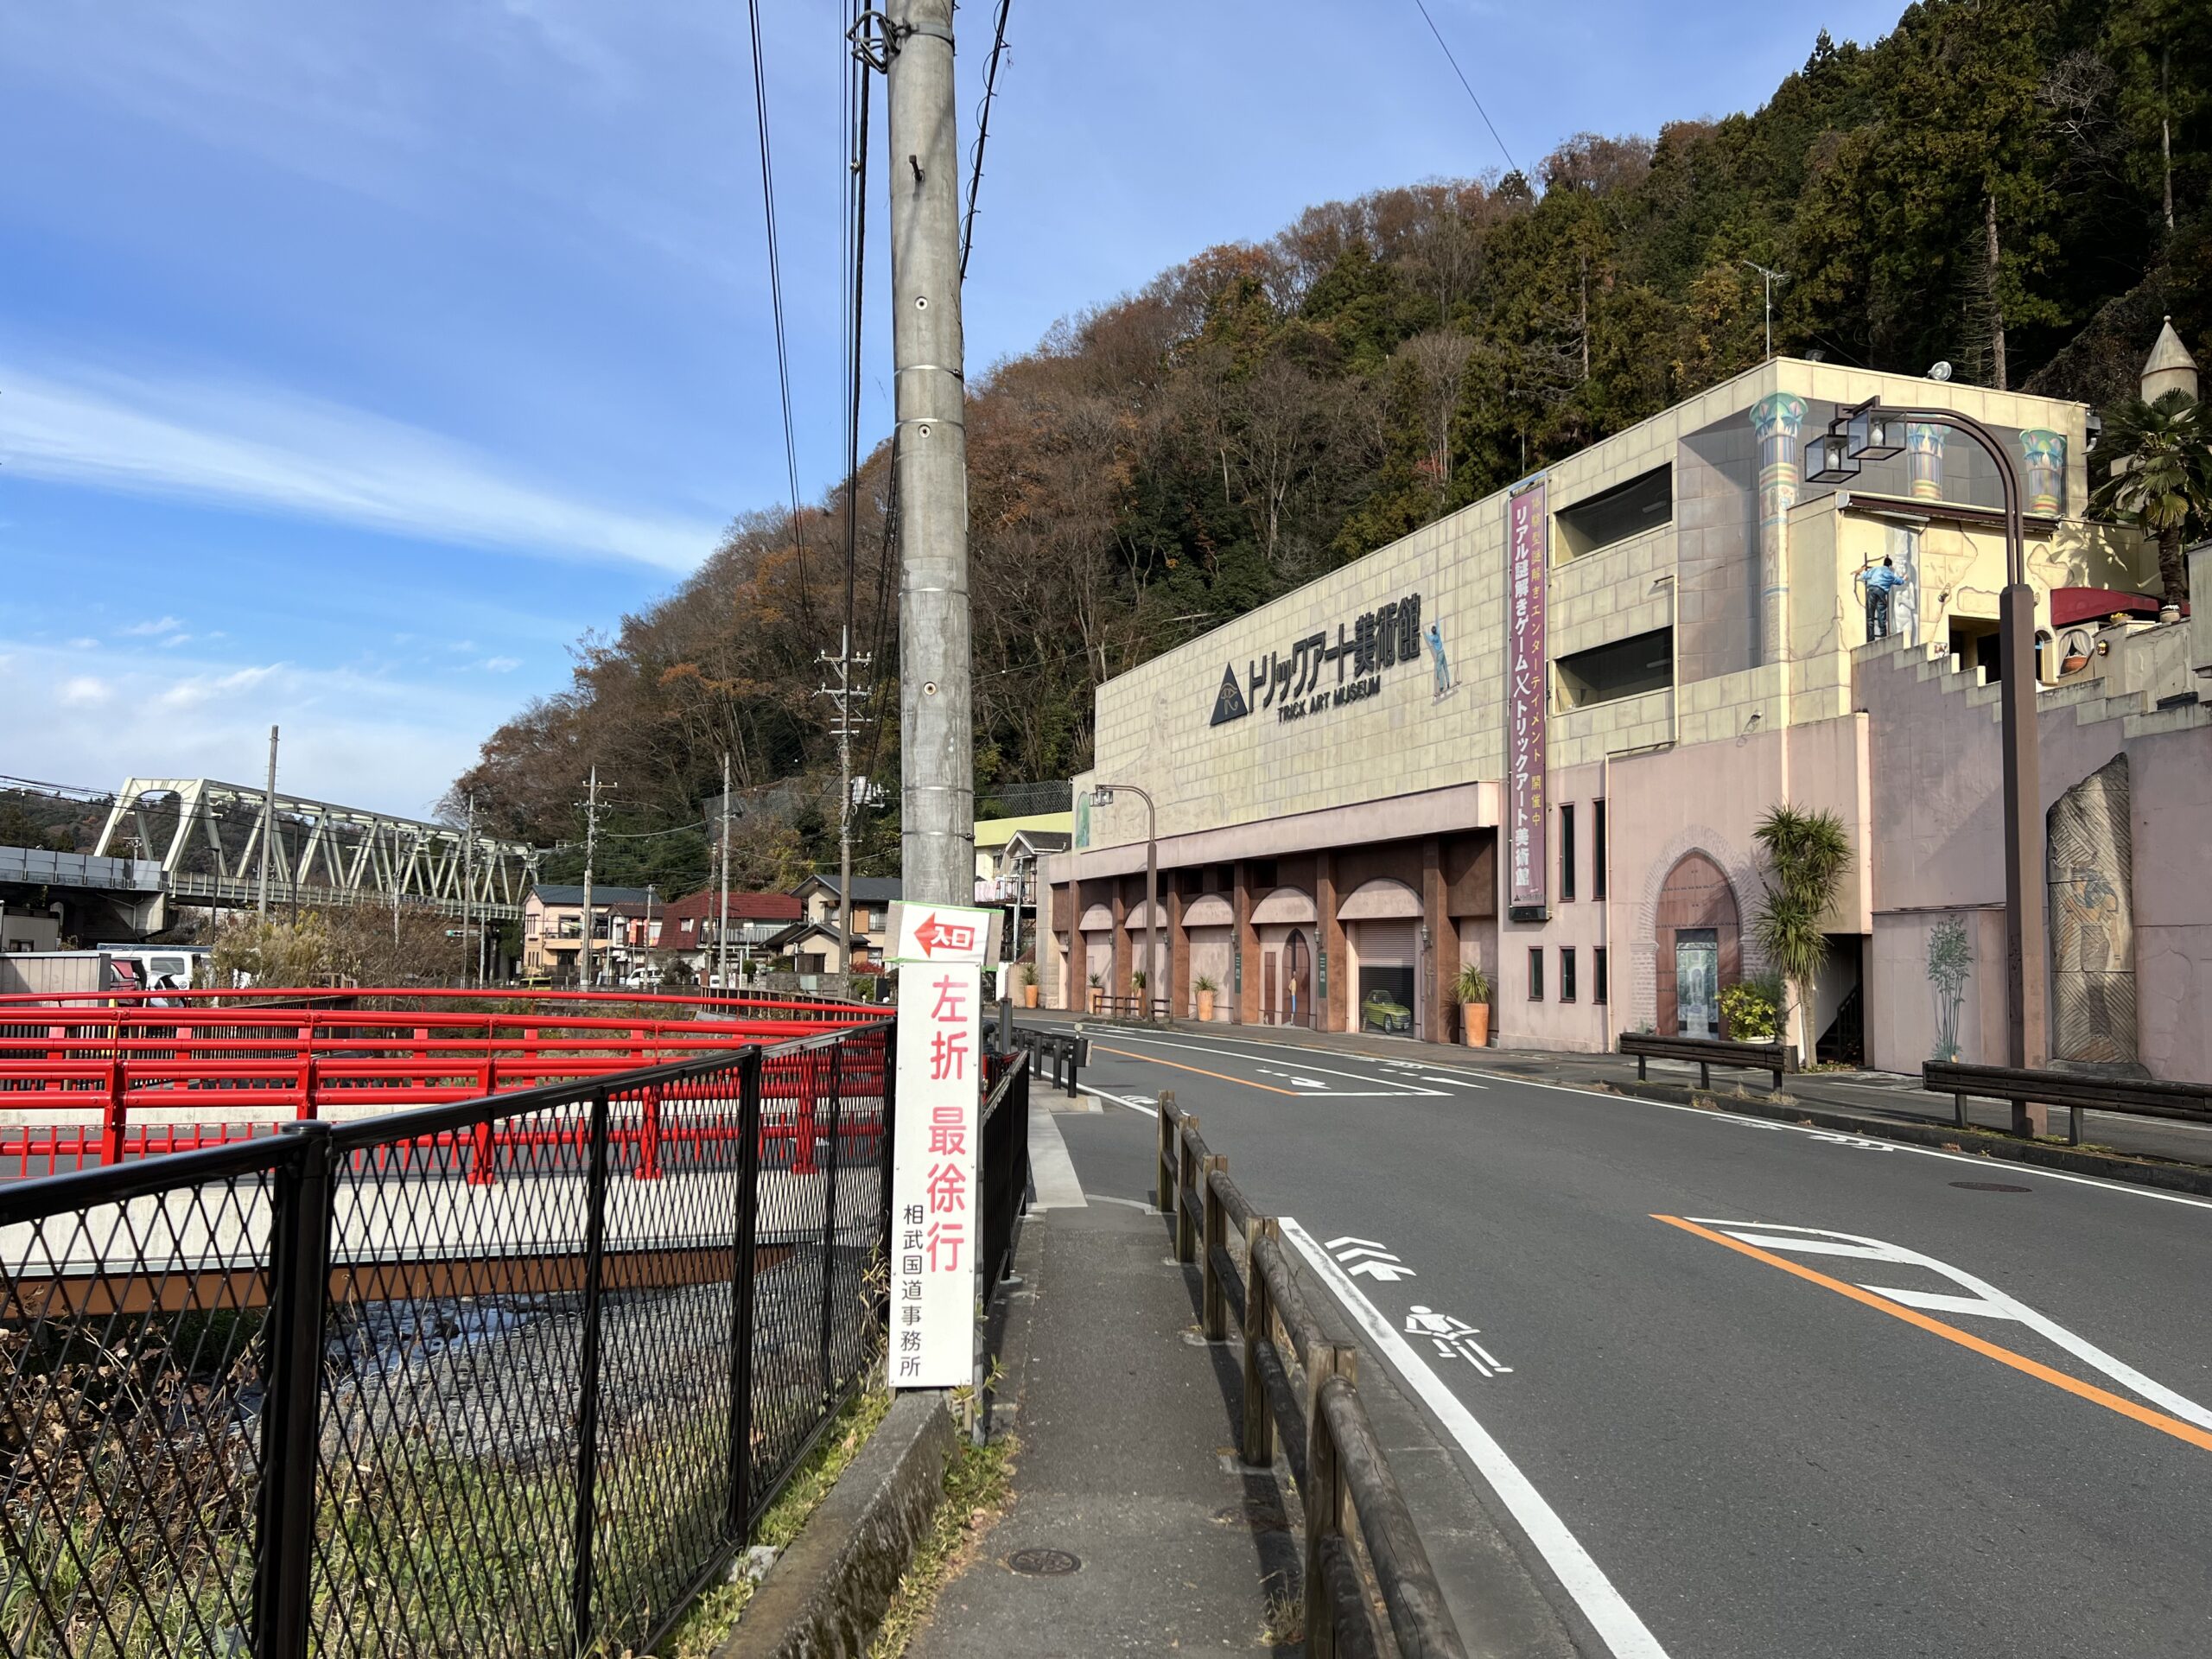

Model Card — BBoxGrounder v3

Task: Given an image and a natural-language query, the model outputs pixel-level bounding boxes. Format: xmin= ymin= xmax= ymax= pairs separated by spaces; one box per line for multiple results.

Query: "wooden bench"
xmin=1619 ymin=1031 xmax=1797 ymax=1092
xmin=1923 ymin=1060 xmax=2212 ymax=1146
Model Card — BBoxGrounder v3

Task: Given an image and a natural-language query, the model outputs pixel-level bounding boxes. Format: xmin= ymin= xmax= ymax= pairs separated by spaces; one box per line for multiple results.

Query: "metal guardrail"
xmin=0 ymin=1021 xmax=896 ymax=1659
xmin=1618 ymin=1031 xmax=1797 ymax=1091
xmin=1009 ymin=1026 xmax=1084 ymax=1097
xmin=1154 ymin=1095 xmax=1466 ymax=1659
xmin=1924 ymin=1059 xmax=2212 ymax=1146
xmin=977 ymin=1052 xmax=1032 ymax=1294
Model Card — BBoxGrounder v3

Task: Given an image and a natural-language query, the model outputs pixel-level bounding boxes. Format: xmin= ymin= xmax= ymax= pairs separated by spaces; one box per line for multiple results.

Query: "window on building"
xmin=1592 ymin=799 xmax=1608 ymax=900
xmin=681 ymin=918 xmax=694 ymax=933
xmin=1560 ymin=804 xmax=1577 ymax=902
xmin=1556 ymin=465 xmax=1672 ymax=558
xmin=1249 ymin=859 xmax=1279 ymax=889
xmin=1555 ymin=627 xmax=1674 ymax=712
xmin=1594 ymin=947 xmax=1609 ymax=1004
xmin=1528 ymin=947 xmax=1545 ymax=1002
xmin=1560 ymin=947 xmax=1578 ymax=1002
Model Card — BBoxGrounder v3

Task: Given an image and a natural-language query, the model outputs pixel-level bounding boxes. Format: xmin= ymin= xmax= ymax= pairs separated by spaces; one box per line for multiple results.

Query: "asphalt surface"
xmin=1044 ymin=1026 xmax=2212 ymax=1659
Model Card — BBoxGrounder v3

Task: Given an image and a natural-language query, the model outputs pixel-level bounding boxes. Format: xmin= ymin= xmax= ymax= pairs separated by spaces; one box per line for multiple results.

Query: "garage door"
xmin=1352 ymin=919 xmax=1418 ymax=1036
xmin=1187 ymin=928 xmax=1232 ymax=1019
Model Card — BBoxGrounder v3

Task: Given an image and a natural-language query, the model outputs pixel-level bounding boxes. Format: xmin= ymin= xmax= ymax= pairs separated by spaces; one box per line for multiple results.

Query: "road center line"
xmin=1089 ymin=1043 xmax=1301 ymax=1096
xmin=1281 ymin=1217 xmax=1675 ymax=1659
xmin=1653 ymin=1215 xmax=2212 ymax=1454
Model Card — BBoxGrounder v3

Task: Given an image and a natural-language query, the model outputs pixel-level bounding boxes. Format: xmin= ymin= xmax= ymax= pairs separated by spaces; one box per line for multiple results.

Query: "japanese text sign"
xmin=888 ymin=902 xmax=991 ymax=1388
xmin=1506 ymin=480 xmax=1549 ymax=917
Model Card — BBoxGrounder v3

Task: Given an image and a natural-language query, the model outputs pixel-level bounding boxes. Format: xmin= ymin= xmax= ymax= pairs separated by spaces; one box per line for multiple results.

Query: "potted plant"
xmin=1130 ymin=967 xmax=1147 ymax=1015
xmin=1019 ymin=961 xmax=1039 ymax=1008
xmin=1453 ymin=963 xmax=1492 ymax=1047
xmin=1194 ymin=973 xmax=1218 ymax=1022
xmin=1087 ymin=969 xmax=1103 ymax=1014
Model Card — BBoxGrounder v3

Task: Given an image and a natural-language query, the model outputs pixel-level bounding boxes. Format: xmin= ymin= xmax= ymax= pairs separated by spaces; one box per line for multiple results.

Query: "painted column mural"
xmin=1750 ymin=392 xmax=1808 ymax=666
xmin=2018 ymin=429 xmax=2066 ymax=516
xmin=1906 ymin=422 xmax=1947 ymax=500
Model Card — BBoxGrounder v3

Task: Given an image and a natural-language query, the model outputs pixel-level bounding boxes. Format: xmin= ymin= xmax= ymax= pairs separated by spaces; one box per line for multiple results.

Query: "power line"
xmin=960 ymin=0 xmax=1014 ymax=280
xmin=744 ymin=0 xmax=813 ymax=617
xmin=1408 ymin=0 xmax=1520 ymax=180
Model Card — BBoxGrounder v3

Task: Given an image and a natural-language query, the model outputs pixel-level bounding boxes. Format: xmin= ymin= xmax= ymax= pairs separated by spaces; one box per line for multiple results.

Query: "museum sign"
xmin=1210 ymin=591 xmax=1436 ymax=727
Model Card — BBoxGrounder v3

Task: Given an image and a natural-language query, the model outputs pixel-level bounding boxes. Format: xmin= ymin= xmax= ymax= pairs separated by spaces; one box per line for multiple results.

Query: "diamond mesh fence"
xmin=0 ymin=1020 xmax=895 ymax=1659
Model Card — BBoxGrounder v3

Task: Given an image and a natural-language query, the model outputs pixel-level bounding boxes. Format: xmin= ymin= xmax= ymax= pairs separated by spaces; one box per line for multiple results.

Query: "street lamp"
xmin=1807 ymin=397 xmax=2047 ymax=1095
xmin=1090 ymin=784 xmax=1158 ymax=1021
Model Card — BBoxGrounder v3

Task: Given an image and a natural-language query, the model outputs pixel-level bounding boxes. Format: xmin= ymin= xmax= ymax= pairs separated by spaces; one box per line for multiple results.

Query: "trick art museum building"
xmin=1039 ymin=347 xmax=2212 ymax=1082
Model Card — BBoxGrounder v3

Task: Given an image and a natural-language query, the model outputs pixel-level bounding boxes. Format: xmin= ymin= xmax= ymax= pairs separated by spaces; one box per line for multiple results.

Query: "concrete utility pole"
xmin=717 ymin=752 xmax=733 ymax=995
xmin=257 ymin=725 xmax=278 ymax=920
xmin=885 ymin=0 xmax=972 ymax=907
xmin=818 ymin=630 xmax=873 ymax=976
xmin=463 ymin=793 xmax=475 ymax=988
xmin=578 ymin=766 xmax=613 ymax=989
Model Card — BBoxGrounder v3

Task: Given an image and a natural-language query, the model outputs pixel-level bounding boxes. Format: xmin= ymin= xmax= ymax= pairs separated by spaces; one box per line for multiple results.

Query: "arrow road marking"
xmin=1282 ymin=1217 xmax=1673 ymax=1659
xmin=1348 ymin=1260 xmax=1419 ymax=1281
xmin=1324 ymin=1236 xmax=1389 ymax=1250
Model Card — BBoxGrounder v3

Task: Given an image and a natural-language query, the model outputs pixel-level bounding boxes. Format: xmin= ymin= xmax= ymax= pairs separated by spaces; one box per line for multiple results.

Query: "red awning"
xmin=2048 ymin=588 xmax=2184 ymax=627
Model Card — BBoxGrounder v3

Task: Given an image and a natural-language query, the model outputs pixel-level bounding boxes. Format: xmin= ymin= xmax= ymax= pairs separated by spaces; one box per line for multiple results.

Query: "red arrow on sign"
xmin=912 ymin=913 xmax=976 ymax=957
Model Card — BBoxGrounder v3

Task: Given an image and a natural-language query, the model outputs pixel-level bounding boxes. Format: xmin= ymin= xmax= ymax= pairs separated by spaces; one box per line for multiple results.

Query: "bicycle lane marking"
xmin=1280 ymin=1217 xmax=1673 ymax=1659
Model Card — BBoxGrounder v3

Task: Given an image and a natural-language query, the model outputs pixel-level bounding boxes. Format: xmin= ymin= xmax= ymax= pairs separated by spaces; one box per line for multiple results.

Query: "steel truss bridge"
xmin=92 ymin=777 xmax=543 ymax=921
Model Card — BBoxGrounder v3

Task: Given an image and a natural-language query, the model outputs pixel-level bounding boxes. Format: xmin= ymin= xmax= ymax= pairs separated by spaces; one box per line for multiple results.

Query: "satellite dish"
xmin=1927 ymin=360 xmax=1954 ymax=382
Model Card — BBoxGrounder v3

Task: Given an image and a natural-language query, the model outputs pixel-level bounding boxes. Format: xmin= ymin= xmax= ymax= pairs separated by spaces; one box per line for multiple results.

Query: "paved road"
xmin=1044 ymin=1027 xmax=2212 ymax=1659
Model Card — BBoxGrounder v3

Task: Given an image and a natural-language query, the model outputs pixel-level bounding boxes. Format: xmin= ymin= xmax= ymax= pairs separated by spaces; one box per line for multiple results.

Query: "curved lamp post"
xmin=1807 ymin=398 xmax=2046 ymax=1084
xmin=1090 ymin=784 xmax=1158 ymax=1021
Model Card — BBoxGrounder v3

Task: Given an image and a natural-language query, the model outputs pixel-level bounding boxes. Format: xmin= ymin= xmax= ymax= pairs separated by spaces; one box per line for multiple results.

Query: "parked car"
xmin=1361 ymin=988 xmax=1413 ymax=1033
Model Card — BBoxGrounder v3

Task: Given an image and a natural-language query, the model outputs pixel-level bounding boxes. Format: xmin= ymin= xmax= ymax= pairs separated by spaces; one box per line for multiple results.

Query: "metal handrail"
xmin=1155 ymin=1095 xmax=1466 ymax=1659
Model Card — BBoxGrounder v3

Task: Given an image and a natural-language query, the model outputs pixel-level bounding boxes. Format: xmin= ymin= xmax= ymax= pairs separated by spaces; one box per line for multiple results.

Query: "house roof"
xmin=974 ymin=812 xmax=1073 ymax=850
xmin=530 ymin=883 xmax=652 ymax=907
xmin=792 ymin=874 xmax=902 ymax=903
xmin=658 ymin=889 xmax=803 ymax=925
xmin=1005 ymin=829 xmax=1071 ymax=856
xmin=766 ymin=918 xmax=865 ymax=950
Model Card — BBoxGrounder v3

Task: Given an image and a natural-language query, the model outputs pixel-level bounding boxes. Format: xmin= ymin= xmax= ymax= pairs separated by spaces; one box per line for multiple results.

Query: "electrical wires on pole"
xmin=960 ymin=0 xmax=1013 ymax=280
xmin=744 ymin=0 xmax=814 ymax=620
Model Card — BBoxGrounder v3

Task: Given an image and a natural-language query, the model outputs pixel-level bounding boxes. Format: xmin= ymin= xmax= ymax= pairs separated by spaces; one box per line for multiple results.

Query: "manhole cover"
xmin=1006 ymin=1548 xmax=1082 ymax=1577
xmin=1950 ymin=1180 xmax=2032 ymax=1192
xmin=1214 ymin=1500 xmax=1291 ymax=1532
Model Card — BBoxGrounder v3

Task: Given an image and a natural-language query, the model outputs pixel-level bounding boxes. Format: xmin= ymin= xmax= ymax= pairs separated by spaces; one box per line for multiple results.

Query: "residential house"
xmin=656 ymin=889 xmax=804 ymax=982
xmin=521 ymin=884 xmax=652 ymax=982
xmin=775 ymin=875 xmax=901 ymax=974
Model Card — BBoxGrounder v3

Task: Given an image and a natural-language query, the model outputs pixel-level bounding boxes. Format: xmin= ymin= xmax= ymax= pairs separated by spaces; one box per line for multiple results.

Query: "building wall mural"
xmin=1749 ymin=392 xmax=1808 ymax=667
xmin=2047 ymin=753 xmax=2137 ymax=1066
xmin=1925 ymin=915 xmax=1973 ymax=1063
xmin=1905 ymin=422 xmax=1946 ymax=501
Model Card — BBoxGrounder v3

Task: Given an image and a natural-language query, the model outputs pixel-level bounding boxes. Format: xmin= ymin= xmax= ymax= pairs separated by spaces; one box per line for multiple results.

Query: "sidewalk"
xmin=905 ymin=1198 xmax=1300 ymax=1656
xmin=1019 ymin=1004 xmax=2212 ymax=1172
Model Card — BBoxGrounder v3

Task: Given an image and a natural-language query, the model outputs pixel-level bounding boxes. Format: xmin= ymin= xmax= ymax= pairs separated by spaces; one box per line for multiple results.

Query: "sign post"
xmin=887 ymin=900 xmax=995 ymax=1389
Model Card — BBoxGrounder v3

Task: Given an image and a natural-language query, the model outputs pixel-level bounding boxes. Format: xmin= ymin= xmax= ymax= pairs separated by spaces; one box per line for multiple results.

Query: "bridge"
xmin=92 ymin=775 xmax=543 ymax=924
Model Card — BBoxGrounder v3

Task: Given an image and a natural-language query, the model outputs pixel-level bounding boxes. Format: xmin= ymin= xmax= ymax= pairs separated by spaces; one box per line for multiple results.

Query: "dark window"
xmin=1528 ymin=947 xmax=1545 ymax=1002
xmin=1555 ymin=628 xmax=1674 ymax=711
xmin=1592 ymin=799 xmax=1608 ymax=899
xmin=1249 ymin=859 xmax=1279 ymax=889
xmin=1560 ymin=948 xmax=1578 ymax=1002
xmin=1594 ymin=947 xmax=1609 ymax=1004
xmin=1560 ymin=804 xmax=1577 ymax=902
xmin=1557 ymin=464 xmax=1672 ymax=558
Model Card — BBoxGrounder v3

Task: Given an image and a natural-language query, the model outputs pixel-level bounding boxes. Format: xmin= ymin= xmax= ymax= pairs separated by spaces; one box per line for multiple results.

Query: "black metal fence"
xmin=976 ymin=1053 xmax=1031 ymax=1294
xmin=0 ymin=1020 xmax=895 ymax=1659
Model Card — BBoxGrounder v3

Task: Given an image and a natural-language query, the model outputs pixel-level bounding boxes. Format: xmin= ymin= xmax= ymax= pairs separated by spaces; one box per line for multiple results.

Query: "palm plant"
xmin=2088 ymin=388 xmax=2210 ymax=611
xmin=1750 ymin=804 xmax=1854 ymax=1060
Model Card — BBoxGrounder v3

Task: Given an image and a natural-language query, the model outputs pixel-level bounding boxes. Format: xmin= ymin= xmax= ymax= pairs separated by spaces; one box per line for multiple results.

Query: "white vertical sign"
xmin=888 ymin=902 xmax=993 ymax=1389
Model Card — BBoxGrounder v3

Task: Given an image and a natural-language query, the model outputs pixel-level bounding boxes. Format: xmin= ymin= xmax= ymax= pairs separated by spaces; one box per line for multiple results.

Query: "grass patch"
xmin=866 ymin=1429 xmax=1018 ymax=1659
xmin=652 ymin=1382 xmax=891 ymax=1659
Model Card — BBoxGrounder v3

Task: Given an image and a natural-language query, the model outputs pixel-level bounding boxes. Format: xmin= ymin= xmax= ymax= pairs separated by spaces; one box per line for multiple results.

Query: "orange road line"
xmin=1090 ymin=1044 xmax=1302 ymax=1096
xmin=1653 ymin=1215 xmax=2212 ymax=1455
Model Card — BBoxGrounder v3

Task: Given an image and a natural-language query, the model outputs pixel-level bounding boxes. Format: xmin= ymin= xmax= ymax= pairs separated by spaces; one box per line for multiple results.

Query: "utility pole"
xmin=883 ymin=0 xmax=972 ymax=906
xmin=578 ymin=766 xmax=614 ymax=990
xmin=1740 ymin=259 xmax=1786 ymax=360
xmin=463 ymin=793 xmax=475 ymax=988
xmin=257 ymin=724 xmax=278 ymax=920
xmin=817 ymin=629 xmax=874 ymax=979
xmin=717 ymin=753 xmax=733 ymax=996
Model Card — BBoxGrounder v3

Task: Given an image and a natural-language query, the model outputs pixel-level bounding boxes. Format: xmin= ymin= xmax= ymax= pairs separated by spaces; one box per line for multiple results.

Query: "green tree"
xmin=2088 ymin=387 xmax=2209 ymax=607
xmin=1750 ymin=804 xmax=1854 ymax=1060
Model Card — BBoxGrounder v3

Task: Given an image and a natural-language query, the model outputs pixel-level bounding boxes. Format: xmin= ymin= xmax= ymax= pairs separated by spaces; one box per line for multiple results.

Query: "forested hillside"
xmin=451 ymin=0 xmax=2210 ymax=894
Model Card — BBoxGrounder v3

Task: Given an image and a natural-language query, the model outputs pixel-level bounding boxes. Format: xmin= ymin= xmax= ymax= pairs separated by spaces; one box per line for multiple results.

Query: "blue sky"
xmin=0 ymin=0 xmax=1908 ymax=818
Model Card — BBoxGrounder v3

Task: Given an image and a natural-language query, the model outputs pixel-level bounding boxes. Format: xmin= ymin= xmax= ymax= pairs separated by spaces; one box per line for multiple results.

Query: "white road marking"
xmin=1090 ymin=1030 xmax=1445 ymax=1094
xmin=1422 ymin=1074 xmax=1489 ymax=1089
xmin=1077 ymin=1084 xmax=1157 ymax=1116
xmin=1026 ymin=1109 xmax=1087 ymax=1210
xmin=1281 ymin=1217 xmax=1673 ymax=1659
xmin=1465 ymin=1071 xmax=2212 ymax=1212
xmin=1692 ymin=1219 xmax=2212 ymax=1430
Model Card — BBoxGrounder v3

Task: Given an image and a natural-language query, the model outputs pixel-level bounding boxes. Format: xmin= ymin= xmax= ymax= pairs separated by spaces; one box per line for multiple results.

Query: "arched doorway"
xmin=1656 ymin=853 xmax=1740 ymax=1038
xmin=1283 ymin=929 xmax=1313 ymax=1028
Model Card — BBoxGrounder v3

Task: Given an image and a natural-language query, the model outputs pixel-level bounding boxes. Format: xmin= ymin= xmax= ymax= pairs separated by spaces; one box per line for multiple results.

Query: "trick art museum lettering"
xmin=1209 ymin=591 xmax=1431 ymax=727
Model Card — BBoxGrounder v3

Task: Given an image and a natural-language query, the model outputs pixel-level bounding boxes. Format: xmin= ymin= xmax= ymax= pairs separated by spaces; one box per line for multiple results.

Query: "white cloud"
xmin=0 ymin=362 xmax=725 ymax=572
xmin=480 ymin=656 xmax=522 ymax=672
xmin=59 ymin=676 xmax=111 ymax=708
xmin=156 ymin=663 xmax=282 ymax=712
xmin=121 ymin=615 xmax=186 ymax=636
xmin=159 ymin=632 xmax=194 ymax=648
xmin=67 ymin=637 xmax=99 ymax=649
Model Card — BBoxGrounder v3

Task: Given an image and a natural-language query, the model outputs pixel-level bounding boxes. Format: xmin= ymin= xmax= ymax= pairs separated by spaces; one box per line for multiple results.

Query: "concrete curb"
xmin=717 ymin=1391 xmax=958 ymax=1659
xmin=1597 ymin=1075 xmax=2212 ymax=1198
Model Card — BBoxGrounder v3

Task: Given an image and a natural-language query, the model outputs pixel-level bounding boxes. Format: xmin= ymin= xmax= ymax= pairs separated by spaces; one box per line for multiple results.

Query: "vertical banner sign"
xmin=889 ymin=902 xmax=993 ymax=1389
xmin=1506 ymin=479 xmax=1550 ymax=918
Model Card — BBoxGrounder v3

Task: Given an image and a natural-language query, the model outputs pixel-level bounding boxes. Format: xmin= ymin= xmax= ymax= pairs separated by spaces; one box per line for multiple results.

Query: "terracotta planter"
xmin=1462 ymin=1002 xmax=1491 ymax=1047
xmin=1023 ymin=984 xmax=1039 ymax=1008
xmin=1088 ymin=987 xmax=1103 ymax=1014
xmin=1197 ymin=989 xmax=1216 ymax=1022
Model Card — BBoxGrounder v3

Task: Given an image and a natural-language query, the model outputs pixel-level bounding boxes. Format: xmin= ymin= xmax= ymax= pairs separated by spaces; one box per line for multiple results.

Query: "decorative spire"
xmin=2141 ymin=315 xmax=2199 ymax=402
